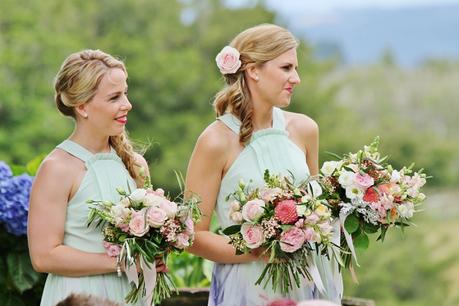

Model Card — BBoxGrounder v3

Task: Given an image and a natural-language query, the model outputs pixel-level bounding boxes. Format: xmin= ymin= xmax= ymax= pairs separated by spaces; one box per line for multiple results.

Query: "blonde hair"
xmin=213 ymin=24 xmax=298 ymax=144
xmin=54 ymin=49 xmax=139 ymax=179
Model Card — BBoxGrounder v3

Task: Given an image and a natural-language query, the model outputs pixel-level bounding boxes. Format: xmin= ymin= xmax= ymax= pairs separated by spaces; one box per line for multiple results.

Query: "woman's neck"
xmin=252 ymin=101 xmax=274 ymax=132
xmin=69 ymin=127 xmax=110 ymax=154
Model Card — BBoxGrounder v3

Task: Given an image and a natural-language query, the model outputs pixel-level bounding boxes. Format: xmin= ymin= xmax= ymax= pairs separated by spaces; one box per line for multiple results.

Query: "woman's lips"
xmin=115 ymin=115 xmax=127 ymax=124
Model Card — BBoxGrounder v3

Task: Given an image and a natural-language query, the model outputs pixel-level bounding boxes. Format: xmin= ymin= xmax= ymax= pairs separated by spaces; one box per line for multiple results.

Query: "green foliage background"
xmin=1 ymin=0 xmax=458 ymax=305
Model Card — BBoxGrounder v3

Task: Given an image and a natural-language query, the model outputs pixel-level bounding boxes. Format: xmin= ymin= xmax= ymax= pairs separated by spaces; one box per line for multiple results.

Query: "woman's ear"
xmin=75 ymin=104 xmax=88 ymax=119
xmin=245 ymin=64 xmax=260 ymax=82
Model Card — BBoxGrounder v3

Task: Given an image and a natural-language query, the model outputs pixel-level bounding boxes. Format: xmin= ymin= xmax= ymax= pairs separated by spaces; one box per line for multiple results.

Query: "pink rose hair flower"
xmin=215 ymin=46 xmax=242 ymax=74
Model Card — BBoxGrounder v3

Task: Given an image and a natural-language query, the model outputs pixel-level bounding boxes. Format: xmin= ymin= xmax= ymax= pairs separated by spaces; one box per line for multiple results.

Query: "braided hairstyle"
xmin=213 ymin=24 xmax=298 ymax=145
xmin=54 ymin=49 xmax=139 ymax=179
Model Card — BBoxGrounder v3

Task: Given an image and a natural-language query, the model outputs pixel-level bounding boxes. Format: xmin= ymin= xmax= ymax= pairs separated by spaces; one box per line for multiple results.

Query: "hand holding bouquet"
xmin=87 ymin=175 xmax=201 ymax=305
xmin=223 ymin=170 xmax=338 ymax=294
xmin=319 ymin=137 xmax=428 ymax=268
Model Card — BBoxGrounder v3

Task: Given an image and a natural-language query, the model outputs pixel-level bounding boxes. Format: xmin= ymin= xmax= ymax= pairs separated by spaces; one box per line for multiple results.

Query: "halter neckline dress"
xmin=40 ymin=139 xmax=143 ymax=306
xmin=209 ymin=107 xmax=342 ymax=306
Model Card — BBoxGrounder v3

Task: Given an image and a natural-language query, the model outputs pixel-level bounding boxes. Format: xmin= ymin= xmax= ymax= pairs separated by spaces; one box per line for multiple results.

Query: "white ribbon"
xmin=308 ymin=254 xmax=326 ymax=295
xmin=331 ymin=219 xmax=344 ymax=299
xmin=141 ymin=256 xmax=157 ymax=306
xmin=121 ymin=242 xmax=158 ymax=306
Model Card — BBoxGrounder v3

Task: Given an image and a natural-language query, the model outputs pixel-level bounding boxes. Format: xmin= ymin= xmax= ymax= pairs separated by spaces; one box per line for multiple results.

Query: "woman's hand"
xmin=155 ymin=257 xmax=168 ymax=273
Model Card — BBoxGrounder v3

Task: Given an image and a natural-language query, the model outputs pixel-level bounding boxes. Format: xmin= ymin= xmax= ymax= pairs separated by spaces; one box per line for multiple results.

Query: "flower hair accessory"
xmin=215 ymin=46 xmax=241 ymax=75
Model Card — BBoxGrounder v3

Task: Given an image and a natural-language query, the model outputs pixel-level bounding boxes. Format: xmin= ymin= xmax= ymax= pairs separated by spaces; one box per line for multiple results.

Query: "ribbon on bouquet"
xmin=121 ymin=242 xmax=158 ymax=306
xmin=307 ymin=254 xmax=326 ymax=295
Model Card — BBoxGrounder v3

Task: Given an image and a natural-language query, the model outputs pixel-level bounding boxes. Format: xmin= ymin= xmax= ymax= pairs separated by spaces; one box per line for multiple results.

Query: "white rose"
xmin=339 ymin=170 xmax=356 ymax=187
xmin=320 ymin=161 xmax=342 ymax=176
xmin=397 ymin=202 xmax=415 ymax=219
xmin=130 ymin=188 xmax=147 ymax=203
xmin=144 ymin=193 xmax=165 ymax=207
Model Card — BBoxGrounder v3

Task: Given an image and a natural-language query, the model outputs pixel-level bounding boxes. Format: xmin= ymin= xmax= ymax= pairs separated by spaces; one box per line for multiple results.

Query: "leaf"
xmin=10 ymin=165 xmax=27 ymax=176
xmin=0 ymin=292 xmax=26 ymax=306
xmin=26 ymin=155 xmax=45 ymax=175
xmin=353 ymin=232 xmax=370 ymax=250
xmin=222 ymin=224 xmax=241 ymax=236
xmin=344 ymin=214 xmax=360 ymax=234
xmin=7 ymin=252 xmax=41 ymax=293
xmin=363 ymin=223 xmax=379 ymax=234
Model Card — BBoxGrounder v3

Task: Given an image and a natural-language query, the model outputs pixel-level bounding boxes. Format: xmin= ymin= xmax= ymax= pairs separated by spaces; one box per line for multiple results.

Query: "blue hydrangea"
xmin=0 ymin=173 xmax=33 ymax=236
xmin=0 ymin=161 xmax=13 ymax=181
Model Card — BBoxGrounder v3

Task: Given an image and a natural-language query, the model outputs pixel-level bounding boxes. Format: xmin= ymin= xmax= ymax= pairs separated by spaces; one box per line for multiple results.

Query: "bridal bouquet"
xmin=223 ymin=170 xmax=337 ymax=294
xmin=87 ymin=175 xmax=201 ymax=305
xmin=319 ymin=137 xmax=427 ymax=268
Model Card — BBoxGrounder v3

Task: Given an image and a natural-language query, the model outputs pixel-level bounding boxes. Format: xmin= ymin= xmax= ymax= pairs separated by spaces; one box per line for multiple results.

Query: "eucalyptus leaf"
xmin=344 ymin=214 xmax=360 ymax=233
xmin=222 ymin=224 xmax=241 ymax=235
xmin=353 ymin=232 xmax=370 ymax=250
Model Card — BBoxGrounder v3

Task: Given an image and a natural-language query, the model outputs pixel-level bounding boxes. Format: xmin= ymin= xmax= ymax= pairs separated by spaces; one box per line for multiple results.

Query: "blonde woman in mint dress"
xmin=28 ymin=50 xmax=150 ymax=305
xmin=186 ymin=24 xmax=343 ymax=306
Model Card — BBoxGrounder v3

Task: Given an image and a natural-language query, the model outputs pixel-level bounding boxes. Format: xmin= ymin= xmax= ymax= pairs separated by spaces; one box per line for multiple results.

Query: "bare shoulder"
xmin=34 ymin=149 xmax=83 ymax=189
xmin=283 ymin=111 xmax=319 ymax=139
xmin=194 ymin=120 xmax=235 ymax=157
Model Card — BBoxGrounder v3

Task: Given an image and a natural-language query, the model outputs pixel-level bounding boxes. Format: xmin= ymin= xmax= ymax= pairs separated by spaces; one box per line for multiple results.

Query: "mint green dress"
xmin=209 ymin=108 xmax=343 ymax=306
xmin=40 ymin=140 xmax=143 ymax=306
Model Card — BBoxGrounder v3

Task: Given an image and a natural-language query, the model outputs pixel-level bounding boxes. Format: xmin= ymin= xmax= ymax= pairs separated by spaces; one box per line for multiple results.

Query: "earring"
xmin=83 ymin=114 xmax=88 ymax=119
xmin=255 ymin=75 xmax=259 ymax=81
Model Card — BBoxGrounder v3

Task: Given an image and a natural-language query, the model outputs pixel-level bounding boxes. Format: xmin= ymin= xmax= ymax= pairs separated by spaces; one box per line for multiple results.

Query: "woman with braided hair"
xmin=185 ymin=24 xmax=343 ymax=305
xmin=28 ymin=49 xmax=152 ymax=305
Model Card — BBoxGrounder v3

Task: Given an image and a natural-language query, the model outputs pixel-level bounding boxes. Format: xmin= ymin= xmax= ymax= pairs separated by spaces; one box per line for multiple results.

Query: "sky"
xmin=227 ymin=0 xmax=459 ymax=13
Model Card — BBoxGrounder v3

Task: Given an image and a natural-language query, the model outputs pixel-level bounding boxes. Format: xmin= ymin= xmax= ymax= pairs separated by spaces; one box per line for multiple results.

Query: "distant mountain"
xmin=287 ymin=4 xmax=459 ymax=66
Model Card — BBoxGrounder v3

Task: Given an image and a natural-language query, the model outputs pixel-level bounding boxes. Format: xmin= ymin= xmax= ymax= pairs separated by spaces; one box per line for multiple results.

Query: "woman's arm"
xmin=185 ymin=124 xmax=258 ymax=264
xmin=133 ymin=152 xmax=149 ymax=188
xmin=27 ymin=153 xmax=117 ymax=276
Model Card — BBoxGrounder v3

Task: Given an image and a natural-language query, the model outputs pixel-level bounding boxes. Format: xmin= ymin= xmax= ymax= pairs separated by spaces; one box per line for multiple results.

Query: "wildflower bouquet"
xmin=223 ymin=170 xmax=337 ymax=295
xmin=87 ymin=175 xmax=201 ymax=305
xmin=319 ymin=137 xmax=428 ymax=268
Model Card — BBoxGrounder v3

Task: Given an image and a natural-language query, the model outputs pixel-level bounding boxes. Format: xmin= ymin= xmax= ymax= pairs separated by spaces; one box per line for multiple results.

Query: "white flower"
xmin=397 ymin=202 xmax=415 ymax=219
xmin=296 ymin=205 xmax=307 ymax=217
xmin=130 ymin=188 xmax=147 ymax=203
xmin=321 ymin=161 xmax=342 ymax=176
xmin=230 ymin=200 xmax=241 ymax=212
xmin=144 ymin=193 xmax=166 ymax=207
xmin=390 ymin=170 xmax=401 ymax=183
xmin=346 ymin=185 xmax=364 ymax=200
xmin=339 ymin=170 xmax=356 ymax=187
xmin=230 ymin=211 xmax=243 ymax=224
xmin=111 ymin=204 xmax=131 ymax=225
